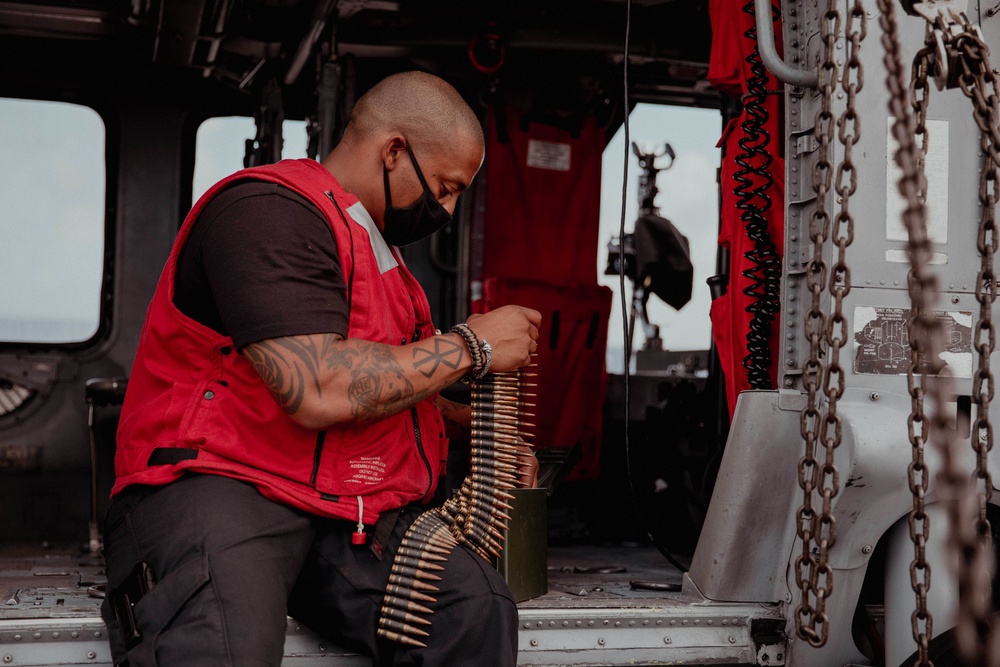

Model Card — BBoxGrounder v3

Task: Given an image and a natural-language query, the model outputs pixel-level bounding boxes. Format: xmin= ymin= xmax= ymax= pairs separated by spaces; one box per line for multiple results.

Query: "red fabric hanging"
xmin=707 ymin=0 xmax=786 ymax=416
xmin=476 ymin=103 xmax=610 ymax=480
xmin=483 ymin=278 xmax=613 ymax=481
xmin=481 ymin=106 xmax=605 ymax=286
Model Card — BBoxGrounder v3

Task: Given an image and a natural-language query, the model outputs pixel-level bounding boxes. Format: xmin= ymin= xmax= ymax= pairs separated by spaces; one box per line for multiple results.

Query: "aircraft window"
xmin=193 ymin=116 xmax=309 ymax=202
xmin=599 ymin=103 xmax=721 ymax=372
xmin=0 ymin=97 xmax=106 ymax=345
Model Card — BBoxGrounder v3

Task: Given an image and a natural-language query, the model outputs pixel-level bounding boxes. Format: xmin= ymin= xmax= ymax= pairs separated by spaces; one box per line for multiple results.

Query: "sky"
xmin=598 ymin=104 xmax=721 ymax=363
xmin=2 ymin=100 xmax=722 ymax=359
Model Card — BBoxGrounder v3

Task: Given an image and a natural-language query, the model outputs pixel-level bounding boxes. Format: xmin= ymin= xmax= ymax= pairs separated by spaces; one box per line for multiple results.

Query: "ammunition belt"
xmin=376 ymin=370 xmax=534 ymax=647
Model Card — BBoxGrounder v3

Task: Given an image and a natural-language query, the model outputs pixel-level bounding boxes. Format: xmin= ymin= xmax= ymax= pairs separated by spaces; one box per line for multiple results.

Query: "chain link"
xmin=945 ymin=14 xmax=1000 ymax=665
xmin=881 ymin=5 xmax=1000 ymax=664
xmin=795 ymin=0 xmax=865 ymax=647
xmin=876 ymin=1 xmax=935 ymax=663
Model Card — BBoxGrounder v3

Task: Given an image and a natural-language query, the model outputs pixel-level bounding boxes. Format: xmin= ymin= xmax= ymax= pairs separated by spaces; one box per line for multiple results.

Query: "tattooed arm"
xmin=242 ymin=303 xmax=542 ymax=430
xmin=243 ymin=333 xmax=469 ymax=429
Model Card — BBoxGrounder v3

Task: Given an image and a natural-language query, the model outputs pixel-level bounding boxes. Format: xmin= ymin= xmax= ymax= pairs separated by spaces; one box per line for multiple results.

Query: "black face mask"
xmin=382 ymin=144 xmax=453 ymax=247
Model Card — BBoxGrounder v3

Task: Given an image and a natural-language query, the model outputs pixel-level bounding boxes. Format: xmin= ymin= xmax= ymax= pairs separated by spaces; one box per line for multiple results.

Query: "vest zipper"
xmin=310 ymin=431 xmax=327 ymax=486
xmin=410 ymin=407 xmax=433 ymax=498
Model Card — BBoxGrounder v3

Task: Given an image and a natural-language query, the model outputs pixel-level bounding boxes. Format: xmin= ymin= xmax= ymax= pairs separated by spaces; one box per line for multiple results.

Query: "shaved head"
xmin=344 ymin=71 xmax=484 ymax=154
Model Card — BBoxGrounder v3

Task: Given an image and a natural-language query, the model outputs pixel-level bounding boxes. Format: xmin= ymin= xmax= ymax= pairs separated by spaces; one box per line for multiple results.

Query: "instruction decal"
xmin=853 ymin=306 xmax=972 ymax=377
xmin=526 ymin=139 xmax=572 ymax=171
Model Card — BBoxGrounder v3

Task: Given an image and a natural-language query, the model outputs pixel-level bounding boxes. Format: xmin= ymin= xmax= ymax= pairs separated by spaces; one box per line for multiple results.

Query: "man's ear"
xmin=381 ymin=135 xmax=408 ymax=171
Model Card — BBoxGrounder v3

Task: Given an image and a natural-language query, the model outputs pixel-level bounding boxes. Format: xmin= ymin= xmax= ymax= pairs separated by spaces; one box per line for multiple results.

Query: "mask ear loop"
xmin=404 ymin=143 xmax=435 ymax=194
xmin=383 ymin=163 xmax=395 ymax=210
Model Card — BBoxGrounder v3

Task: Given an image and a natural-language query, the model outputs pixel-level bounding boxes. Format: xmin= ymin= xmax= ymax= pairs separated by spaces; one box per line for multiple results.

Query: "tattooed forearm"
xmin=243 ymin=340 xmax=318 ymax=415
xmin=412 ymin=336 xmax=465 ymax=378
xmin=347 ymin=341 xmax=421 ymax=422
xmin=245 ymin=332 xmax=470 ymax=428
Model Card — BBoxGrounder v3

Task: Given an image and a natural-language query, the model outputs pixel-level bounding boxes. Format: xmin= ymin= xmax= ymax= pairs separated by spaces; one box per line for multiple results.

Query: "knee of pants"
xmin=435 ymin=543 xmax=518 ymax=614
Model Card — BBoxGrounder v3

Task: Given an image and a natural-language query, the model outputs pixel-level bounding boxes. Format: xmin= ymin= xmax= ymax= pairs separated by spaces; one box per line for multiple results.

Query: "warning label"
xmin=853 ymin=306 xmax=972 ymax=377
xmin=526 ymin=139 xmax=571 ymax=171
xmin=346 ymin=456 xmax=387 ymax=486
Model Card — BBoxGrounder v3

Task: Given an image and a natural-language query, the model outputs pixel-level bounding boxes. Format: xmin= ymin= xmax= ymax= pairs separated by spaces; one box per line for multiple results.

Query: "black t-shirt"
xmin=174 ymin=180 xmax=350 ymax=349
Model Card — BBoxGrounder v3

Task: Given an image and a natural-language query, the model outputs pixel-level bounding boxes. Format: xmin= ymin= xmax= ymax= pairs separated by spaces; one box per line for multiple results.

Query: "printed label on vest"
xmin=346 ymin=456 xmax=388 ymax=485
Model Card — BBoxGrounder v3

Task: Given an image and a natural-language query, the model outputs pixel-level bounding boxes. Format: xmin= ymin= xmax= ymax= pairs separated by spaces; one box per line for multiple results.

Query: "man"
xmin=101 ymin=71 xmax=541 ymax=666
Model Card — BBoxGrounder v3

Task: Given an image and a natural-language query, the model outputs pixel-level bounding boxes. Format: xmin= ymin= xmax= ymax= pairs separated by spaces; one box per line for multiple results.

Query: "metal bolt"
xmin=870 ymin=392 xmax=880 ymax=401
xmin=34 ymin=632 xmax=41 ymax=639
xmin=729 ymin=636 xmax=737 ymax=643
xmin=664 ymin=637 xmax=672 ymax=644
xmin=530 ymin=639 xmax=538 ymax=647
xmin=87 ymin=653 xmax=96 ymax=661
xmin=318 ymin=644 xmax=327 ymax=652
xmin=3 ymin=656 xmax=11 ymax=664
xmin=863 ymin=545 xmax=873 ymax=554
xmin=598 ymin=637 xmax=606 ymax=646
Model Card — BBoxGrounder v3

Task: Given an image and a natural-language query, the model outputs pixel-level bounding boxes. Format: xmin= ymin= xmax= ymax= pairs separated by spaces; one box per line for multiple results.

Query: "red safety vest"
xmin=113 ymin=159 xmax=448 ymax=524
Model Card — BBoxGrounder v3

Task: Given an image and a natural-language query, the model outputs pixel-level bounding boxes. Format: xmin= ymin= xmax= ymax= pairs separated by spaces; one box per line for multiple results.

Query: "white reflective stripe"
xmin=356 ymin=495 xmax=365 ymax=533
xmin=345 ymin=201 xmax=398 ymax=274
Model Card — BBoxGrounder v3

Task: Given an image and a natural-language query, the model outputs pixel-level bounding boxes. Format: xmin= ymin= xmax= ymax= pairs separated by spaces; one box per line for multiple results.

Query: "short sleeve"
xmin=175 ymin=181 xmax=350 ymax=349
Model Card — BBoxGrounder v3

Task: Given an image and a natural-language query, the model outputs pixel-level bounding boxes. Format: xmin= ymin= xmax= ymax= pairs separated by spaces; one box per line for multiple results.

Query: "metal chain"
xmin=946 ymin=14 xmax=1000 ymax=664
xmin=795 ymin=0 xmax=865 ymax=647
xmin=882 ymin=5 xmax=1000 ymax=664
xmin=876 ymin=1 xmax=935 ymax=663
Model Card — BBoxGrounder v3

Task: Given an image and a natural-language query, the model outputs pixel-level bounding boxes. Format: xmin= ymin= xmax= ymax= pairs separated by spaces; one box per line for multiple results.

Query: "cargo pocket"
xmin=122 ymin=553 xmax=228 ymax=666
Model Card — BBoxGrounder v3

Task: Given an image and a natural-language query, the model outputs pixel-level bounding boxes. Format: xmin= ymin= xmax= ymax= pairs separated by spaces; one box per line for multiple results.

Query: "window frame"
xmin=0 ymin=94 xmax=118 ymax=352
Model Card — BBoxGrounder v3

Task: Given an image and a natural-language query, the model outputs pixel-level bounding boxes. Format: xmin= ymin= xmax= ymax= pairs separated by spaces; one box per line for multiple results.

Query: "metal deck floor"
xmin=0 ymin=544 xmax=780 ymax=666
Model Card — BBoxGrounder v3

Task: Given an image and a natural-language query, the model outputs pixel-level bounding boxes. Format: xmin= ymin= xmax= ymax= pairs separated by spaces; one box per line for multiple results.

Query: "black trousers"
xmin=100 ymin=475 xmax=518 ymax=666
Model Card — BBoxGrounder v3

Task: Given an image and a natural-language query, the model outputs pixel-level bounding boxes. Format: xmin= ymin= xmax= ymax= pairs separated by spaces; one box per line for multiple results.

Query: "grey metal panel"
xmin=688 ymin=390 xmax=803 ymax=604
xmin=686 ymin=383 xmax=975 ymax=664
xmin=515 ymin=603 xmax=775 ymax=666
xmin=780 ymin=0 xmax=987 ymax=390
xmin=0 ymin=605 xmax=784 ymax=667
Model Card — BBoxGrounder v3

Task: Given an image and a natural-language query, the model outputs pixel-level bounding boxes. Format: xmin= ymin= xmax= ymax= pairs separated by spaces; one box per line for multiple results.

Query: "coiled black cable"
xmin=732 ymin=0 xmax=782 ymax=389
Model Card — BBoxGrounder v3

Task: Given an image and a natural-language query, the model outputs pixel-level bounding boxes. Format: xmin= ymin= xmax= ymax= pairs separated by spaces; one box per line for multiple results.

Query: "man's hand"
xmin=465 ymin=305 xmax=541 ymax=372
